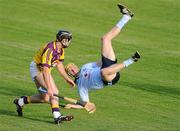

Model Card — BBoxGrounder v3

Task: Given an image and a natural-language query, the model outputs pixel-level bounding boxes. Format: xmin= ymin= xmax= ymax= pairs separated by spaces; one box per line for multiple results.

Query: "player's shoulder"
xmin=42 ymin=41 xmax=55 ymax=52
xmin=46 ymin=41 xmax=55 ymax=48
xmin=81 ymin=63 xmax=91 ymax=71
xmin=82 ymin=62 xmax=97 ymax=68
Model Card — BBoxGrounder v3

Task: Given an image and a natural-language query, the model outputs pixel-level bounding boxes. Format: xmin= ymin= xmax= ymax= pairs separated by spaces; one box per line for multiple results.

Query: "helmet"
xmin=65 ymin=63 xmax=79 ymax=77
xmin=56 ymin=30 xmax=72 ymax=42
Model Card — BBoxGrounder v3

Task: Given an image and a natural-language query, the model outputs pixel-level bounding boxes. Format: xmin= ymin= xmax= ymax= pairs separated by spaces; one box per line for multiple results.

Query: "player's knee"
xmin=101 ymin=68 xmax=110 ymax=75
xmin=101 ymin=34 xmax=111 ymax=43
xmin=101 ymin=35 xmax=108 ymax=44
xmin=101 ymin=69 xmax=114 ymax=81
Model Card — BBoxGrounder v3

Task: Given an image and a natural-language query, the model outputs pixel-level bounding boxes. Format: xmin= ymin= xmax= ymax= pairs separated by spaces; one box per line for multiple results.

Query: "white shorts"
xmin=30 ymin=61 xmax=48 ymax=94
xmin=30 ymin=61 xmax=40 ymax=81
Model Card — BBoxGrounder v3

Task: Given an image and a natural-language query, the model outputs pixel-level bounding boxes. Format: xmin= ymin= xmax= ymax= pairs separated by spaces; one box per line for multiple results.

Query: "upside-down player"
xmin=64 ymin=4 xmax=140 ymax=112
xmin=13 ymin=30 xmax=76 ymax=124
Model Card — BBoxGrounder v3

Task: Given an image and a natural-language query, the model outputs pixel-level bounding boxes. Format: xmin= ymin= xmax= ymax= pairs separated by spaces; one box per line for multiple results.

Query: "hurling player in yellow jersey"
xmin=14 ymin=30 xmax=75 ymax=124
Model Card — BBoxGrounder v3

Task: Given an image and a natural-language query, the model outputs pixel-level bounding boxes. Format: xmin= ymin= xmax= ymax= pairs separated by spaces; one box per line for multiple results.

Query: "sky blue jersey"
xmin=76 ymin=62 xmax=104 ymax=101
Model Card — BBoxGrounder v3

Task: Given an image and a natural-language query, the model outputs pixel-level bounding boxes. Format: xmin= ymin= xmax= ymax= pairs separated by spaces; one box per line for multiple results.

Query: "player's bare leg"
xmin=101 ymin=4 xmax=134 ymax=60
xmin=35 ymin=74 xmax=73 ymax=124
xmin=101 ymin=27 xmax=120 ymax=61
xmin=101 ymin=4 xmax=133 ymax=81
xmin=13 ymin=72 xmax=73 ymax=123
xmin=101 ymin=51 xmax=140 ymax=76
xmin=36 ymin=74 xmax=74 ymax=124
xmin=13 ymin=73 xmax=49 ymax=116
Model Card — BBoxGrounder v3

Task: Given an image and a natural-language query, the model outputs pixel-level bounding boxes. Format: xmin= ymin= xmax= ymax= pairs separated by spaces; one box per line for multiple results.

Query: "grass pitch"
xmin=0 ymin=0 xmax=180 ymax=130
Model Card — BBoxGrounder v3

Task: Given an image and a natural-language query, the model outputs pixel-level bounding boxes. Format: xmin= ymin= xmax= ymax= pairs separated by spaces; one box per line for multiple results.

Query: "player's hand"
xmin=66 ymin=79 xmax=76 ymax=87
xmin=47 ymin=89 xmax=53 ymax=96
xmin=65 ymin=104 xmax=84 ymax=109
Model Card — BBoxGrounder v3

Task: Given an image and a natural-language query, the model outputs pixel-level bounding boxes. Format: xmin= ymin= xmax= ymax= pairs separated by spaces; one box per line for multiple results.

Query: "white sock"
xmin=123 ymin=58 xmax=134 ymax=67
xmin=53 ymin=111 xmax=61 ymax=118
xmin=18 ymin=98 xmax=24 ymax=106
xmin=116 ymin=15 xmax=131 ymax=30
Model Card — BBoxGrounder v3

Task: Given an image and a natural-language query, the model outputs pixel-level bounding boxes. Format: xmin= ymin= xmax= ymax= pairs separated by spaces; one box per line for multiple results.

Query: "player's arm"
xmin=64 ymin=104 xmax=84 ymax=109
xmin=42 ymin=66 xmax=53 ymax=96
xmin=56 ymin=61 xmax=76 ymax=87
xmin=41 ymin=48 xmax=54 ymax=96
xmin=64 ymin=102 xmax=96 ymax=113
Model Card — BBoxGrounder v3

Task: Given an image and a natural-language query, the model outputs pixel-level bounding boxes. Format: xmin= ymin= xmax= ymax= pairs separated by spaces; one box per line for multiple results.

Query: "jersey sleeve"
xmin=78 ymin=85 xmax=89 ymax=102
xmin=41 ymin=48 xmax=53 ymax=68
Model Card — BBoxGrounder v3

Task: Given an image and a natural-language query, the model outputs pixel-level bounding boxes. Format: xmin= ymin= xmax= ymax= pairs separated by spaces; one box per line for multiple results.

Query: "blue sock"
xmin=116 ymin=15 xmax=131 ymax=29
xmin=123 ymin=58 xmax=134 ymax=67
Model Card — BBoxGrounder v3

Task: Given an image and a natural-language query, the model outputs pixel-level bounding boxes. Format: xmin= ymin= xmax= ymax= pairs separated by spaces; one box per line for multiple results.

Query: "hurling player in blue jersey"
xmin=63 ymin=4 xmax=140 ymax=112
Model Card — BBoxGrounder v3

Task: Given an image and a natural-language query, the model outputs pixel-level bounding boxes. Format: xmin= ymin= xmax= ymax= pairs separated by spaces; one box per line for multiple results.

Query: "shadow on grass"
xmin=122 ymin=81 xmax=180 ymax=99
xmin=0 ymin=109 xmax=17 ymax=117
xmin=0 ymin=109 xmax=53 ymax=124
xmin=23 ymin=116 xmax=53 ymax=124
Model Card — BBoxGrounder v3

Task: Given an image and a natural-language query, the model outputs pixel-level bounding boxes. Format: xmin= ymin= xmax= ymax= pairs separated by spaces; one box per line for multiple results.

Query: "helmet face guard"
xmin=65 ymin=63 xmax=79 ymax=77
xmin=61 ymin=38 xmax=71 ymax=48
xmin=56 ymin=30 xmax=72 ymax=48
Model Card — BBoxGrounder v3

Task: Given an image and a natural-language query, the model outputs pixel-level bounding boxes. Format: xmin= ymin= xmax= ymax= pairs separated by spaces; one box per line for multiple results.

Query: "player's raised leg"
xmin=101 ymin=4 xmax=134 ymax=81
xmin=101 ymin=51 xmax=140 ymax=76
xmin=101 ymin=4 xmax=133 ymax=61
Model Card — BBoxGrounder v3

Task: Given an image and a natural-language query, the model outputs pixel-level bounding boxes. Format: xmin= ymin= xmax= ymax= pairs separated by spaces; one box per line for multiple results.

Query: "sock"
xmin=116 ymin=15 xmax=131 ymax=30
xmin=18 ymin=96 xmax=30 ymax=106
xmin=52 ymin=105 xmax=61 ymax=118
xmin=18 ymin=98 xmax=24 ymax=106
xmin=23 ymin=96 xmax=30 ymax=104
xmin=123 ymin=58 xmax=134 ymax=67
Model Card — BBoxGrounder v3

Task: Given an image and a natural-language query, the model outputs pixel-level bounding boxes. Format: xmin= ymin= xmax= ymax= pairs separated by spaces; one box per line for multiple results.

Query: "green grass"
xmin=0 ymin=0 xmax=180 ymax=130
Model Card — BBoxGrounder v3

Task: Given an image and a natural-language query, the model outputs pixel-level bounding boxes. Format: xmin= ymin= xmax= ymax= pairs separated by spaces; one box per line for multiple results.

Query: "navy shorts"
xmin=101 ymin=55 xmax=120 ymax=86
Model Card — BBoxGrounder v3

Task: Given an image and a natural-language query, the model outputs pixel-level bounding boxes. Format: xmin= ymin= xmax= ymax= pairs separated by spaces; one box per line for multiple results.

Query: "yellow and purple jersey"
xmin=33 ymin=41 xmax=64 ymax=69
